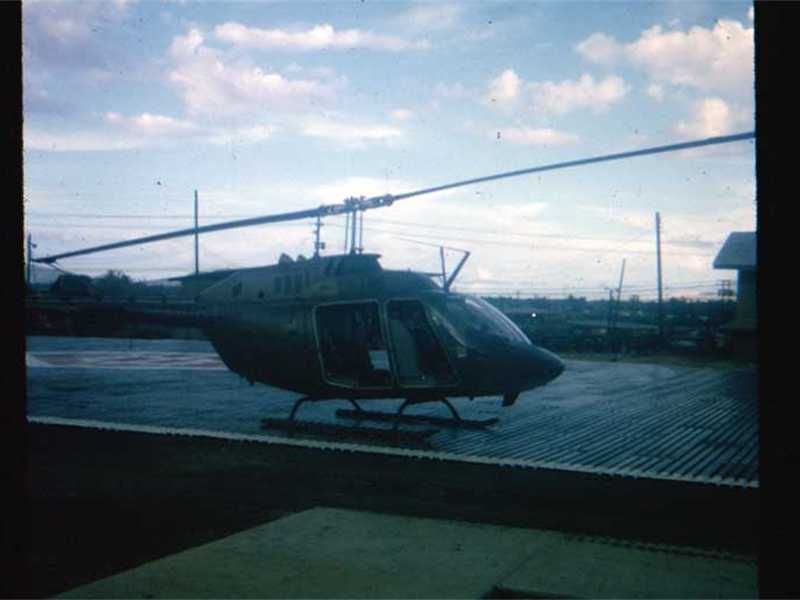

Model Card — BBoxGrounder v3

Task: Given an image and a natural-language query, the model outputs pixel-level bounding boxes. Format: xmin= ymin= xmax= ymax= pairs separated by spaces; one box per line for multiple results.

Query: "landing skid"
xmin=260 ymin=396 xmax=438 ymax=446
xmin=338 ymin=398 xmax=499 ymax=430
xmin=259 ymin=396 xmax=497 ymax=445
xmin=260 ymin=417 xmax=437 ymax=445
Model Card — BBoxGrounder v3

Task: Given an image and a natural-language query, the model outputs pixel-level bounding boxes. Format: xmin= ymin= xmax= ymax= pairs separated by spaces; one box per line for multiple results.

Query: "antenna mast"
xmin=357 ymin=209 xmax=364 ymax=254
xmin=26 ymin=234 xmax=34 ymax=286
xmin=194 ymin=190 xmax=199 ymax=275
xmin=656 ymin=212 xmax=664 ymax=343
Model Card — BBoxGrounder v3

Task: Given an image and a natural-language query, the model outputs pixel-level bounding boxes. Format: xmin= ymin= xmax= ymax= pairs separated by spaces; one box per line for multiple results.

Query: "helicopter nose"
xmin=541 ymin=347 xmax=565 ymax=382
xmin=525 ymin=345 xmax=565 ymax=388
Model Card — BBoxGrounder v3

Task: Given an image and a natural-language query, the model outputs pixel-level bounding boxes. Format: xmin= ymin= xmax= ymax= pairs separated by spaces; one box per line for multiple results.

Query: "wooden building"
xmin=713 ymin=231 xmax=756 ymax=360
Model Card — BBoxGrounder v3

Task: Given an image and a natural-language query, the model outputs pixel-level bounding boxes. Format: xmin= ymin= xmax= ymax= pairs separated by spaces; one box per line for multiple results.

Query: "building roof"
xmin=167 ymin=269 xmax=236 ymax=283
xmin=713 ymin=232 xmax=756 ymax=271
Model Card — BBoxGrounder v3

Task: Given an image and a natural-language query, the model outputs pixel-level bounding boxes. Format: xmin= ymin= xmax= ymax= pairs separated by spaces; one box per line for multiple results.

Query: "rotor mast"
xmin=313 ymin=214 xmax=325 ymax=258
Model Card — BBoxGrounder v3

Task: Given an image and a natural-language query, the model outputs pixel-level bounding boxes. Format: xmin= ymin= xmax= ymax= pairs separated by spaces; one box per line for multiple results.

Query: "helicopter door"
xmin=314 ymin=301 xmax=392 ymax=388
xmin=386 ymin=299 xmax=456 ymax=387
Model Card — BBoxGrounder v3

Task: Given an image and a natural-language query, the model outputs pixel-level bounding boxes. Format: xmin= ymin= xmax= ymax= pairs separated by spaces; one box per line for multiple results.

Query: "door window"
xmin=386 ymin=299 xmax=456 ymax=387
xmin=315 ymin=302 xmax=391 ymax=388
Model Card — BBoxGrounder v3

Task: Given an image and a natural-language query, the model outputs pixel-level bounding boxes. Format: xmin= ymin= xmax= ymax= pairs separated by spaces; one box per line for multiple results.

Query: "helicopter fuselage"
xmin=191 ymin=253 xmax=564 ymax=402
xmin=32 ymin=133 xmax=754 ymax=405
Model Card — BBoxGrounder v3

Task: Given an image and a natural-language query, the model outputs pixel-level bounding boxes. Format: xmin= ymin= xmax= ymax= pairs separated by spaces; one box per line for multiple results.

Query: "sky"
xmin=23 ymin=0 xmax=756 ymax=300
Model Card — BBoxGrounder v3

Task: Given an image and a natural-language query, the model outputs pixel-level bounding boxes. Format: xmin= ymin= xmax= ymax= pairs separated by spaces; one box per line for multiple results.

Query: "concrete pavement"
xmin=60 ymin=507 xmax=757 ymax=599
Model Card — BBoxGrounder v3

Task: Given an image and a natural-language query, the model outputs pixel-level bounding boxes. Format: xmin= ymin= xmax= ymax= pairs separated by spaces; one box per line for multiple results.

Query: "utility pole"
xmin=350 ymin=208 xmax=359 ymax=254
xmin=313 ymin=214 xmax=325 ymax=258
xmin=26 ymin=233 xmax=33 ymax=287
xmin=344 ymin=212 xmax=350 ymax=253
xmin=613 ymin=258 xmax=626 ymax=329
xmin=357 ymin=210 xmax=364 ymax=254
xmin=609 ymin=258 xmax=626 ymax=352
xmin=194 ymin=190 xmax=199 ymax=275
xmin=439 ymin=246 xmax=447 ymax=288
xmin=656 ymin=212 xmax=664 ymax=342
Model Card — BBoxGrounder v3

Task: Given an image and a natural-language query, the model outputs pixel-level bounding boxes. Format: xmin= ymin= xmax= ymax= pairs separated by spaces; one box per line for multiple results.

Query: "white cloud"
xmin=575 ymin=20 xmax=754 ymax=144
xmin=483 ymin=70 xmax=628 ymax=115
xmin=24 ymin=0 xmax=129 ymax=45
xmin=529 ymin=74 xmax=629 ymax=115
xmin=38 ymin=14 xmax=91 ymax=44
xmin=434 ymin=82 xmax=469 ymax=100
xmin=628 ymin=21 xmax=753 ymax=94
xmin=169 ymin=27 xmax=204 ymax=59
xmin=574 ymin=32 xmax=622 ymax=65
xmin=167 ymin=28 xmax=333 ymax=118
xmin=645 ymin=83 xmax=665 ymax=102
xmin=104 ymin=112 xmax=203 ymax=137
xmin=389 ymin=109 xmax=415 ymax=121
xmin=210 ymin=124 xmax=277 ymax=145
xmin=494 ymin=127 xmax=579 ymax=146
xmin=484 ymin=69 xmax=522 ymax=108
xmin=214 ymin=22 xmax=430 ymax=51
xmin=394 ymin=4 xmax=462 ymax=31
xmin=24 ymin=128 xmax=143 ymax=152
xmin=300 ymin=119 xmax=404 ymax=147
xmin=674 ymin=97 xmax=751 ymax=138
xmin=24 ymin=84 xmax=73 ymax=116
xmin=27 ymin=111 xmax=278 ymax=152
xmin=23 ymin=0 xmax=132 ymax=72
xmin=576 ymin=19 xmax=754 ymax=97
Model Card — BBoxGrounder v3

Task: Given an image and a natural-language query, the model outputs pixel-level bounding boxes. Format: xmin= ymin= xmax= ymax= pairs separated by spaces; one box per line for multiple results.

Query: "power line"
xmin=26 ymin=220 xmax=711 ymax=257
xmin=26 ymin=212 xmax=713 ymax=250
xmin=365 ymin=216 xmax=649 ymax=244
xmin=458 ymin=277 xmax=719 ymax=288
xmin=361 ymin=227 xmax=713 ymax=256
xmin=458 ymin=283 xmax=720 ymax=294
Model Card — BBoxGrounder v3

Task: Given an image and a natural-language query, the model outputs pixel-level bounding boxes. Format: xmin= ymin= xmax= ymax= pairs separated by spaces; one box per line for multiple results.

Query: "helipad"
xmin=26 ymin=336 xmax=758 ymax=488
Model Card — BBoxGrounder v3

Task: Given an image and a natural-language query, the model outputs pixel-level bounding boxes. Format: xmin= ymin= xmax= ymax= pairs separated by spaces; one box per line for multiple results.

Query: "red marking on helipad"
xmin=26 ymin=351 xmax=227 ymax=370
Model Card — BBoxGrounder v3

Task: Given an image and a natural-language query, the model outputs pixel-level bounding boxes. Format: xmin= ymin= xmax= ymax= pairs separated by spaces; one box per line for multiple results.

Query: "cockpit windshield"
xmin=427 ymin=294 xmax=531 ymax=347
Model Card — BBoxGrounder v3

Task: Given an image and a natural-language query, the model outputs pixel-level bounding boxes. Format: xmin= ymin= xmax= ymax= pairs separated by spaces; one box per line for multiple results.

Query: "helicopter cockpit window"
xmin=386 ymin=300 xmax=456 ymax=387
xmin=315 ymin=302 xmax=391 ymax=388
xmin=430 ymin=295 xmax=531 ymax=346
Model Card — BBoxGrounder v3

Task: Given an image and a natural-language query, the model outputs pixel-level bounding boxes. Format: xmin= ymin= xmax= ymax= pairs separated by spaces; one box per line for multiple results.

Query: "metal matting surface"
xmin=26 ymin=336 xmax=759 ymax=488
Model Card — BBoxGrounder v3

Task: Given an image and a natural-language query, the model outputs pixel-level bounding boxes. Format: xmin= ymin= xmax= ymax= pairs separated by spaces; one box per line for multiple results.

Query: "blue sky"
xmin=23 ymin=0 xmax=755 ymax=299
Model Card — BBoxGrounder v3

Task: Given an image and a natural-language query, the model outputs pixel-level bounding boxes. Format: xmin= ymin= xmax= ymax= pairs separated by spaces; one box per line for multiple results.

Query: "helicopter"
xmin=31 ymin=131 xmax=754 ymax=433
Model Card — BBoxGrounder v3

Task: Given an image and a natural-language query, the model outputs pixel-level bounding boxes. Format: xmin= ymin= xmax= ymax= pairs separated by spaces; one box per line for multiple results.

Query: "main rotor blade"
xmin=34 ymin=206 xmax=324 ymax=264
xmin=383 ymin=131 xmax=755 ymax=203
xmin=34 ymin=131 xmax=754 ymax=265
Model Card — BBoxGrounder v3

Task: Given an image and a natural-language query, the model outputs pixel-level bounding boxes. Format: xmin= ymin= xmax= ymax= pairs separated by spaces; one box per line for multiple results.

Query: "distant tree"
xmin=92 ymin=270 xmax=134 ymax=299
xmin=50 ymin=274 xmax=94 ymax=298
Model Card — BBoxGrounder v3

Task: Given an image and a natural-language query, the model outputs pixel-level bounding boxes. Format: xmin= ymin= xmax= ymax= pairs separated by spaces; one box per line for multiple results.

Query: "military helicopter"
xmin=32 ymin=132 xmax=754 ymax=434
